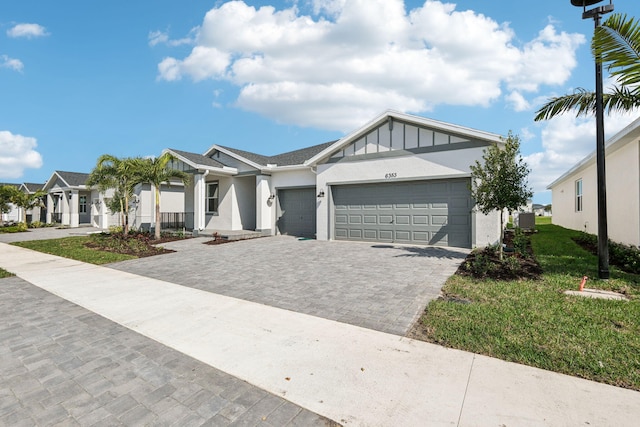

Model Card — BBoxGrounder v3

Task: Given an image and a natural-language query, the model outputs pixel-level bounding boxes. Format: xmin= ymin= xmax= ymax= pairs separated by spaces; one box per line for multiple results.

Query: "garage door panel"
xmin=413 ymin=232 xmax=429 ymax=242
xmin=332 ymin=178 xmax=471 ymax=248
xmin=413 ymin=215 xmax=428 ymax=225
xmin=396 ymin=215 xmax=410 ymax=225
xmin=379 ymin=215 xmax=393 ymax=224
xmin=377 ymin=229 xmax=392 ymax=239
xmin=349 ymin=229 xmax=363 ymax=238
xmin=432 ymin=215 xmax=448 ymax=225
xmin=335 ymin=228 xmax=348 ymax=238
xmin=363 ymin=229 xmax=378 ymax=239
xmin=348 ymin=215 xmax=362 ymax=224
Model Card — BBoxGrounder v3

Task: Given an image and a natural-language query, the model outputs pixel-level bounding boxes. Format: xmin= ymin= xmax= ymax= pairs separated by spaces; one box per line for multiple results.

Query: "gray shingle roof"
xmin=169 ymin=149 xmax=227 ymax=169
xmin=23 ymin=183 xmax=44 ymax=192
xmin=218 ymin=140 xmax=338 ymax=167
xmin=0 ymin=183 xmax=21 ymax=189
xmin=56 ymin=171 xmax=90 ymax=187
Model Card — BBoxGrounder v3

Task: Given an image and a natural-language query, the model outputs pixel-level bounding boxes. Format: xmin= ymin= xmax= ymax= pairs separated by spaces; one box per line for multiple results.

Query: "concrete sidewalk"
xmin=2 ymin=243 xmax=640 ymax=426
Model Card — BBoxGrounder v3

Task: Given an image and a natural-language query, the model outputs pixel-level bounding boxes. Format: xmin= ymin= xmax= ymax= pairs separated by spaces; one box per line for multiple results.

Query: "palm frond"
xmin=595 ymin=14 xmax=640 ymax=88
xmin=534 ymin=86 xmax=640 ymax=121
xmin=534 ymin=88 xmax=596 ymax=121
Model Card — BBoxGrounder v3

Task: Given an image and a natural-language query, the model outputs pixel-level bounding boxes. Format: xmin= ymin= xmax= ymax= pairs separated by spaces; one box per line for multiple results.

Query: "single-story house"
xmin=548 ymin=115 xmax=640 ymax=246
xmin=165 ymin=110 xmax=503 ymax=248
xmin=42 ymin=170 xmax=186 ymax=231
xmin=19 ymin=182 xmax=46 ymax=223
xmin=43 ymin=171 xmax=118 ymax=229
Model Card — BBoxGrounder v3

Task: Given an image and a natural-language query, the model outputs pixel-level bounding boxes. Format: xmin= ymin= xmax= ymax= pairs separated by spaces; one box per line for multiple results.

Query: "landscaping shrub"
xmin=573 ymin=232 xmax=640 ymax=274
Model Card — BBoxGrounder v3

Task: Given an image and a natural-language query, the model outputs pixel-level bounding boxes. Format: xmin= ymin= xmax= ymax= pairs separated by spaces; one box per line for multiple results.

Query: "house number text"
xmin=385 ymin=173 xmax=398 ymax=179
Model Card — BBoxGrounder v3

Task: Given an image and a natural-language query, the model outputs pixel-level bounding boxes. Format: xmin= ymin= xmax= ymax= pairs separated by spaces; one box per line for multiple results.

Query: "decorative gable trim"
xmin=305 ymin=110 xmax=502 ymax=166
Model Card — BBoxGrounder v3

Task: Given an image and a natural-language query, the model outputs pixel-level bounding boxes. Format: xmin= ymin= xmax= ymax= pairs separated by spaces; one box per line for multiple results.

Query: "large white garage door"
xmin=332 ymin=178 xmax=472 ymax=248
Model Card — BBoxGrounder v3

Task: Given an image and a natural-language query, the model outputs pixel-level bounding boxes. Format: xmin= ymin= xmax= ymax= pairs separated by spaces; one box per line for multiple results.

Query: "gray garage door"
xmin=277 ymin=187 xmax=317 ymax=238
xmin=333 ymin=179 xmax=472 ymax=248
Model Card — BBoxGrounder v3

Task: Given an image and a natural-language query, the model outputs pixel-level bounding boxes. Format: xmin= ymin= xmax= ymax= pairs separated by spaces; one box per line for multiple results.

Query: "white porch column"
xmin=61 ymin=191 xmax=71 ymax=226
xmin=69 ymin=190 xmax=79 ymax=228
xmin=255 ymin=175 xmax=272 ymax=234
xmin=46 ymin=194 xmax=53 ymax=223
xmin=194 ymin=173 xmax=206 ymax=231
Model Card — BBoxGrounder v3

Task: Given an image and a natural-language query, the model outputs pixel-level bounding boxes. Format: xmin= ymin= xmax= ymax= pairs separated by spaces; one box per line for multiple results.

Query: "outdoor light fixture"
xmin=268 ymin=194 xmax=275 ymax=201
xmin=317 ymin=190 xmax=325 ymax=198
xmin=570 ymin=0 xmax=614 ymax=279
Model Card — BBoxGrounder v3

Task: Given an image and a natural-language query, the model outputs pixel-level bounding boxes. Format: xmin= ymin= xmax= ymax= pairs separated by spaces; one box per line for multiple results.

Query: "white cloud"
xmin=0 ymin=55 xmax=24 ymax=72
xmin=525 ymin=111 xmax=638 ymax=198
xmin=7 ymin=23 xmax=49 ymax=39
xmin=148 ymin=29 xmax=195 ymax=47
xmin=0 ymin=131 xmax=43 ymax=179
xmin=506 ymin=91 xmax=531 ymax=112
xmin=156 ymin=0 xmax=585 ymax=131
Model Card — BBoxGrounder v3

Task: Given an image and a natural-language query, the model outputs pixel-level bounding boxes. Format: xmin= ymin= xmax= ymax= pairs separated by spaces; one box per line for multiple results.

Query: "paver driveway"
xmin=109 ymin=236 xmax=469 ymax=335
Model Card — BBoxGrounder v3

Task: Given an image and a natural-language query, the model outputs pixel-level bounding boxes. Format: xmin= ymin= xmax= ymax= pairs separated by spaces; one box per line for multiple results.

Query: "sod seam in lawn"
xmin=417 ymin=223 xmax=640 ymax=391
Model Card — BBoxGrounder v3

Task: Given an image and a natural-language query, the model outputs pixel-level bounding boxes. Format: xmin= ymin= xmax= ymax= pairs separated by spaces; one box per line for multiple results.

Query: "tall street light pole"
xmin=570 ymin=0 xmax=614 ymax=279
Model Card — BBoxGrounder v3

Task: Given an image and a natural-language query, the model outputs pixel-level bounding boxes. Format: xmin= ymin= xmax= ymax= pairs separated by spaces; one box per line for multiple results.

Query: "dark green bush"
xmin=573 ymin=232 xmax=640 ymax=274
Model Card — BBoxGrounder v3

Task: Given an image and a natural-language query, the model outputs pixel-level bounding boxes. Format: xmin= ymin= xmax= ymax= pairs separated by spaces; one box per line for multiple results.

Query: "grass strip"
xmin=417 ymin=223 xmax=640 ymax=390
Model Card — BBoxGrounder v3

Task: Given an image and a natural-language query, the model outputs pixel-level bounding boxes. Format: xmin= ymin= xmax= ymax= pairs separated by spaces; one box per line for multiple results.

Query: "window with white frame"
xmin=79 ymin=195 xmax=87 ymax=213
xmin=207 ymin=182 xmax=219 ymax=213
xmin=575 ymin=179 xmax=583 ymax=212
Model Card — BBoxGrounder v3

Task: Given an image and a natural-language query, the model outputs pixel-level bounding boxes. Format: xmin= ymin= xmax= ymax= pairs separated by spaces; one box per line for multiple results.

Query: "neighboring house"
xmin=165 ymin=110 xmax=503 ymax=248
xmin=19 ymin=182 xmax=46 ymax=223
xmin=532 ymin=203 xmax=551 ymax=217
xmin=43 ymin=171 xmax=118 ymax=229
xmin=130 ymin=182 xmax=186 ymax=231
xmin=0 ymin=183 xmax=21 ymax=223
xmin=548 ymin=116 xmax=640 ymax=246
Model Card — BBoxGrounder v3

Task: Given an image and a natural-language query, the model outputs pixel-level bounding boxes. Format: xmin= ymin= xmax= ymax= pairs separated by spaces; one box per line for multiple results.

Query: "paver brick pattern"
xmin=109 ymin=236 xmax=469 ymax=335
xmin=0 ymin=277 xmax=337 ymax=427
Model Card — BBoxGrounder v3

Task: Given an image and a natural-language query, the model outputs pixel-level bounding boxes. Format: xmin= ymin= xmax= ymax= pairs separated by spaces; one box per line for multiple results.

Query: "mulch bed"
xmin=455 ymin=229 xmax=543 ymax=281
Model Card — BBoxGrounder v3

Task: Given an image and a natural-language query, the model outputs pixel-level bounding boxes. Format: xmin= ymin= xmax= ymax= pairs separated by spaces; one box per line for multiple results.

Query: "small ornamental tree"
xmin=0 ymin=185 xmax=17 ymax=219
xmin=10 ymin=189 xmax=46 ymax=224
xmin=470 ymin=132 xmax=533 ymax=260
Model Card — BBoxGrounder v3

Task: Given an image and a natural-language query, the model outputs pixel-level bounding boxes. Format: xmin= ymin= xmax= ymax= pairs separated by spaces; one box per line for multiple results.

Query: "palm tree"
xmin=135 ymin=153 xmax=189 ymax=239
xmin=535 ymin=13 xmax=640 ymax=121
xmin=87 ymin=155 xmax=140 ymax=233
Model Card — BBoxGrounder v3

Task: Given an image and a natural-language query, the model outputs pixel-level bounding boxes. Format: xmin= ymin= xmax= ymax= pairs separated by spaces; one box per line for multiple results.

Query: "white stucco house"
xmin=165 ymin=111 xmax=503 ymax=248
xmin=43 ymin=171 xmax=119 ymax=229
xmin=548 ymin=115 xmax=640 ymax=246
xmin=42 ymin=170 xmax=186 ymax=231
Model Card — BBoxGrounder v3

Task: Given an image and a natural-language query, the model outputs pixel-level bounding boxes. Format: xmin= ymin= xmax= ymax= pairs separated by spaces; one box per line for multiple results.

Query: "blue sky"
xmin=1 ymin=0 xmax=638 ymax=203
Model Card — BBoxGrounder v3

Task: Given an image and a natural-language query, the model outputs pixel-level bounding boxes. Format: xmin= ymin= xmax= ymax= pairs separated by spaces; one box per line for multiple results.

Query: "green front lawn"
xmin=13 ymin=236 xmax=137 ymax=265
xmin=415 ymin=224 xmax=640 ymax=390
